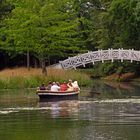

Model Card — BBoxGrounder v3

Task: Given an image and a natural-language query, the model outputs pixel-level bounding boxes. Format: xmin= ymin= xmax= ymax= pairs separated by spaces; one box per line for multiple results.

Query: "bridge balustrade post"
xmin=91 ymin=51 xmax=95 ymax=65
xmin=139 ymin=51 xmax=140 ymax=61
xmin=82 ymin=63 xmax=86 ymax=67
xmin=59 ymin=61 xmax=63 ymax=69
xmin=120 ymin=48 xmax=124 ymax=62
xmin=108 ymin=48 xmax=110 ymax=59
xmin=73 ymin=66 xmax=76 ymax=70
xmin=110 ymin=48 xmax=114 ymax=62
xmin=100 ymin=49 xmax=104 ymax=63
xmin=118 ymin=48 xmax=121 ymax=61
xmin=130 ymin=49 xmax=134 ymax=63
xmin=108 ymin=48 xmax=113 ymax=62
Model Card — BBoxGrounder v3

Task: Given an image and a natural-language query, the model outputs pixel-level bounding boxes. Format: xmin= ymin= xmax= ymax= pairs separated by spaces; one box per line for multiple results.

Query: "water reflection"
xmin=38 ymin=100 xmax=79 ymax=118
xmin=88 ymin=80 xmax=140 ymax=99
xmin=79 ymin=101 xmax=140 ymax=125
xmin=0 ymin=89 xmax=38 ymax=108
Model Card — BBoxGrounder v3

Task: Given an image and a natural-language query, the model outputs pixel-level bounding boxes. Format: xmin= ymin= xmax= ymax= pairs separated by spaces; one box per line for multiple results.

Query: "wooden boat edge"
xmin=36 ymin=90 xmax=80 ymax=96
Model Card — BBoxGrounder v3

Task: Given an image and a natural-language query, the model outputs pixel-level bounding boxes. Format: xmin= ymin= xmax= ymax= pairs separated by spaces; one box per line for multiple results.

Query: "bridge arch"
xmin=59 ymin=48 xmax=140 ymax=69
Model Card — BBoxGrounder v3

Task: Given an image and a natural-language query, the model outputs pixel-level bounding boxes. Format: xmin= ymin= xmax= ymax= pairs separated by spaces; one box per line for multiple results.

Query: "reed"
xmin=0 ymin=67 xmax=92 ymax=89
xmin=47 ymin=68 xmax=92 ymax=86
xmin=0 ymin=67 xmax=42 ymax=78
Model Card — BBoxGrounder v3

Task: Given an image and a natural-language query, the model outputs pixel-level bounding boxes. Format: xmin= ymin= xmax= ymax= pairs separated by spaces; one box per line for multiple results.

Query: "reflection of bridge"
xmin=53 ymin=49 xmax=140 ymax=69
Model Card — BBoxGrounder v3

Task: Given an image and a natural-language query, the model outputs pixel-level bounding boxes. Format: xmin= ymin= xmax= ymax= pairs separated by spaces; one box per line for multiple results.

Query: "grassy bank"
xmin=79 ymin=68 xmax=140 ymax=81
xmin=103 ymin=73 xmax=136 ymax=82
xmin=0 ymin=67 xmax=92 ymax=89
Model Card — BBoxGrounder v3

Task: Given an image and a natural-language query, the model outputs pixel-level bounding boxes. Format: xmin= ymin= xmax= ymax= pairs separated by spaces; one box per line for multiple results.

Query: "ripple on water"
xmin=0 ymin=110 xmax=19 ymax=114
xmin=79 ymin=98 xmax=140 ymax=104
xmin=0 ymin=106 xmax=65 ymax=115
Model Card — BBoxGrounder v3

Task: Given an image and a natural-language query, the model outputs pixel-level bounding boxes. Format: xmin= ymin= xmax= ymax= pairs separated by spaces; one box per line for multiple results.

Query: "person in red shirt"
xmin=60 ymin=82 xmax=68 ymax=91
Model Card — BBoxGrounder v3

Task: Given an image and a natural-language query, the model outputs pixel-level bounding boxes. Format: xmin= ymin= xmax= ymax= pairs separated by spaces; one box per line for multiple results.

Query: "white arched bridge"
xmin=53 ymin=49 xmax=140 ymax=69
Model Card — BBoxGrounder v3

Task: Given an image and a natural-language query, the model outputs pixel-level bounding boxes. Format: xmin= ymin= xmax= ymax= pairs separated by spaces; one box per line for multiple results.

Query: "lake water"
xmin=0 ymin=80 xmax=140 ymax=140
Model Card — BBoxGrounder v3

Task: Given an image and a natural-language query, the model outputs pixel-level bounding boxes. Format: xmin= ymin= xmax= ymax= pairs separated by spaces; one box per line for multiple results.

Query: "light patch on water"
xmin=9 ymin=106 xmax=62 ymax=111
xmin=79 ymin=99 xmax=140 ymax=104
xmin=0 ymin=110 xmax=19 ymax=114
xmin=0 ymin=106 xmax=63 ymax=115
xmin=96 ymin=99 xmax=140 ymax=103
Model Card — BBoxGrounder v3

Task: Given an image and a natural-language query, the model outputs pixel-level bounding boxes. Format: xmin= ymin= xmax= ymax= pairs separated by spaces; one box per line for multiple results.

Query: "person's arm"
xmin=67 ymin=83 xmax=71 ymax=88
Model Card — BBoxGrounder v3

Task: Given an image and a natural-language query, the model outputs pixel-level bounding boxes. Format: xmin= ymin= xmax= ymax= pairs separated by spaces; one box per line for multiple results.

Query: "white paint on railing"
xmin=59 ymin=48 xmax=140 ymax=69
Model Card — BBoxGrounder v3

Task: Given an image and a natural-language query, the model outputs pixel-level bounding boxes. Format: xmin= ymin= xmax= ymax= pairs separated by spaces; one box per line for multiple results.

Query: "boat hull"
xmin=36 ymin=90 xmax=79 ymax=101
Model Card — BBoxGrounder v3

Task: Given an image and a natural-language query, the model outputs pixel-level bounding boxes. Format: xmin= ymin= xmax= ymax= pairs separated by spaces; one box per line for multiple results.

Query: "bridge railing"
xmin=59 ymin=48 xmax=140 ymax=69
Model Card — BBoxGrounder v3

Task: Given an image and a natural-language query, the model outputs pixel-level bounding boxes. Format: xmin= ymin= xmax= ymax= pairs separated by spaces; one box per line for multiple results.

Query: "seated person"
xmin=56 ymin=81 xmax=60 ymax=86
xmin=72 ymin=81 xmax=80 ymax=91
xmin=51 ymin=82 xmax=60 ymax=92
xmin=60 ymin=82 xmax=68 ymax=91
xmin=67 ymin=79 xmax=74 ymax=91
xmin=46 ymin=81 xmax=52 ymax=90
xmin=39 ymin=83 xmax=46 ymax=90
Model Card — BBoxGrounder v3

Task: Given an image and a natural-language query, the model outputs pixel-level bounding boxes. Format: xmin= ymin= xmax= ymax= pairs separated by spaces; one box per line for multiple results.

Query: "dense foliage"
xmin=0 ymin=0 xmax=140 ymax=75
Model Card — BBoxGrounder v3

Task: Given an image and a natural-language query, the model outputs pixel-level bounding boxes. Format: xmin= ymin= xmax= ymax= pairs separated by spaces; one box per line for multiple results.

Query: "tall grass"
xmin=0 ymin=67 xmax=92 ymax=89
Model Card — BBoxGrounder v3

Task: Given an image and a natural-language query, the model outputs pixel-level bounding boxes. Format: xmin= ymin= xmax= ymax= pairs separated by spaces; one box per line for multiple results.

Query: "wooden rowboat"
xmin=36 ymin=90 xmax=80 ymax=101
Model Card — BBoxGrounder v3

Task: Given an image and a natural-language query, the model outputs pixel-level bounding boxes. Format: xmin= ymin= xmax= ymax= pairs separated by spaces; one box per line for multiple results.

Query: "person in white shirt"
xmin=51 ymin=82 xmax=60 ymax=91
xmin=72 ymin=81 xmax=80 ymax=91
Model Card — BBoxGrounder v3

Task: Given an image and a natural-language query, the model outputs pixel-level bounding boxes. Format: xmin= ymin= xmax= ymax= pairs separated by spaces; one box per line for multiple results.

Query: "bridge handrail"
xmin=59 ymin=48 xmax=140 ymax=69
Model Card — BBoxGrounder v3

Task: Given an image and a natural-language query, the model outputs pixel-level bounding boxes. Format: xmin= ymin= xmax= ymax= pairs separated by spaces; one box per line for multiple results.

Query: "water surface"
xmin=0 ymin=81 xmax=140 ymax=140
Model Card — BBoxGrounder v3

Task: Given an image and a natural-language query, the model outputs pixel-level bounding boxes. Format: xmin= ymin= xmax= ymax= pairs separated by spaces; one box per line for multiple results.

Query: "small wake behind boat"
xmin=36 ymin=90 xmax=80 ymax=101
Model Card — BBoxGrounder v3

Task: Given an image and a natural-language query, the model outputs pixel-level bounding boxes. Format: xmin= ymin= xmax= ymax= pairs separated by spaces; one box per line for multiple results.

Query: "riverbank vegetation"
xmin=0 ymin=67 xmax=92 ymax=89
xmin=80 ymin=62 xmax=139 ymax=82
xmin=0 ymin=0 xmax=140 ymax=80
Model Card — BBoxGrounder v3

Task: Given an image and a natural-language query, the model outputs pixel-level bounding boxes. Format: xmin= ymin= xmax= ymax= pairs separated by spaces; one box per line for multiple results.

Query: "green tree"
xmin=32 ymin=0 xmax=84 ymax=73
xmin=1 ymin=0 xmax=86 ymax=73
xmin=107 ymin=0 xmax=140 ymax=49
xmin=74 ymin=0 xmax=103 ymax=51
xmin=88 ymin=0 xmax=112 ymax=49
xmin=0 ymin=0 xmax=13 ymax=20
xmin=0 ymin=0 xmax=13 ymax=68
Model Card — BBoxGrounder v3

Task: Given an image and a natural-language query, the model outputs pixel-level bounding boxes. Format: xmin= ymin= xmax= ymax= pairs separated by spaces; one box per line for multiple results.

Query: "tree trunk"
xmin=27 ymin=50 xmax=30 ymax=71
xmin=34 ymin=57 xmax=38 ymax=68
xmin=41 ymin=59 xmax=47 ymax=75
xmin=48 ymin=56 xmax=50 ymax=66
